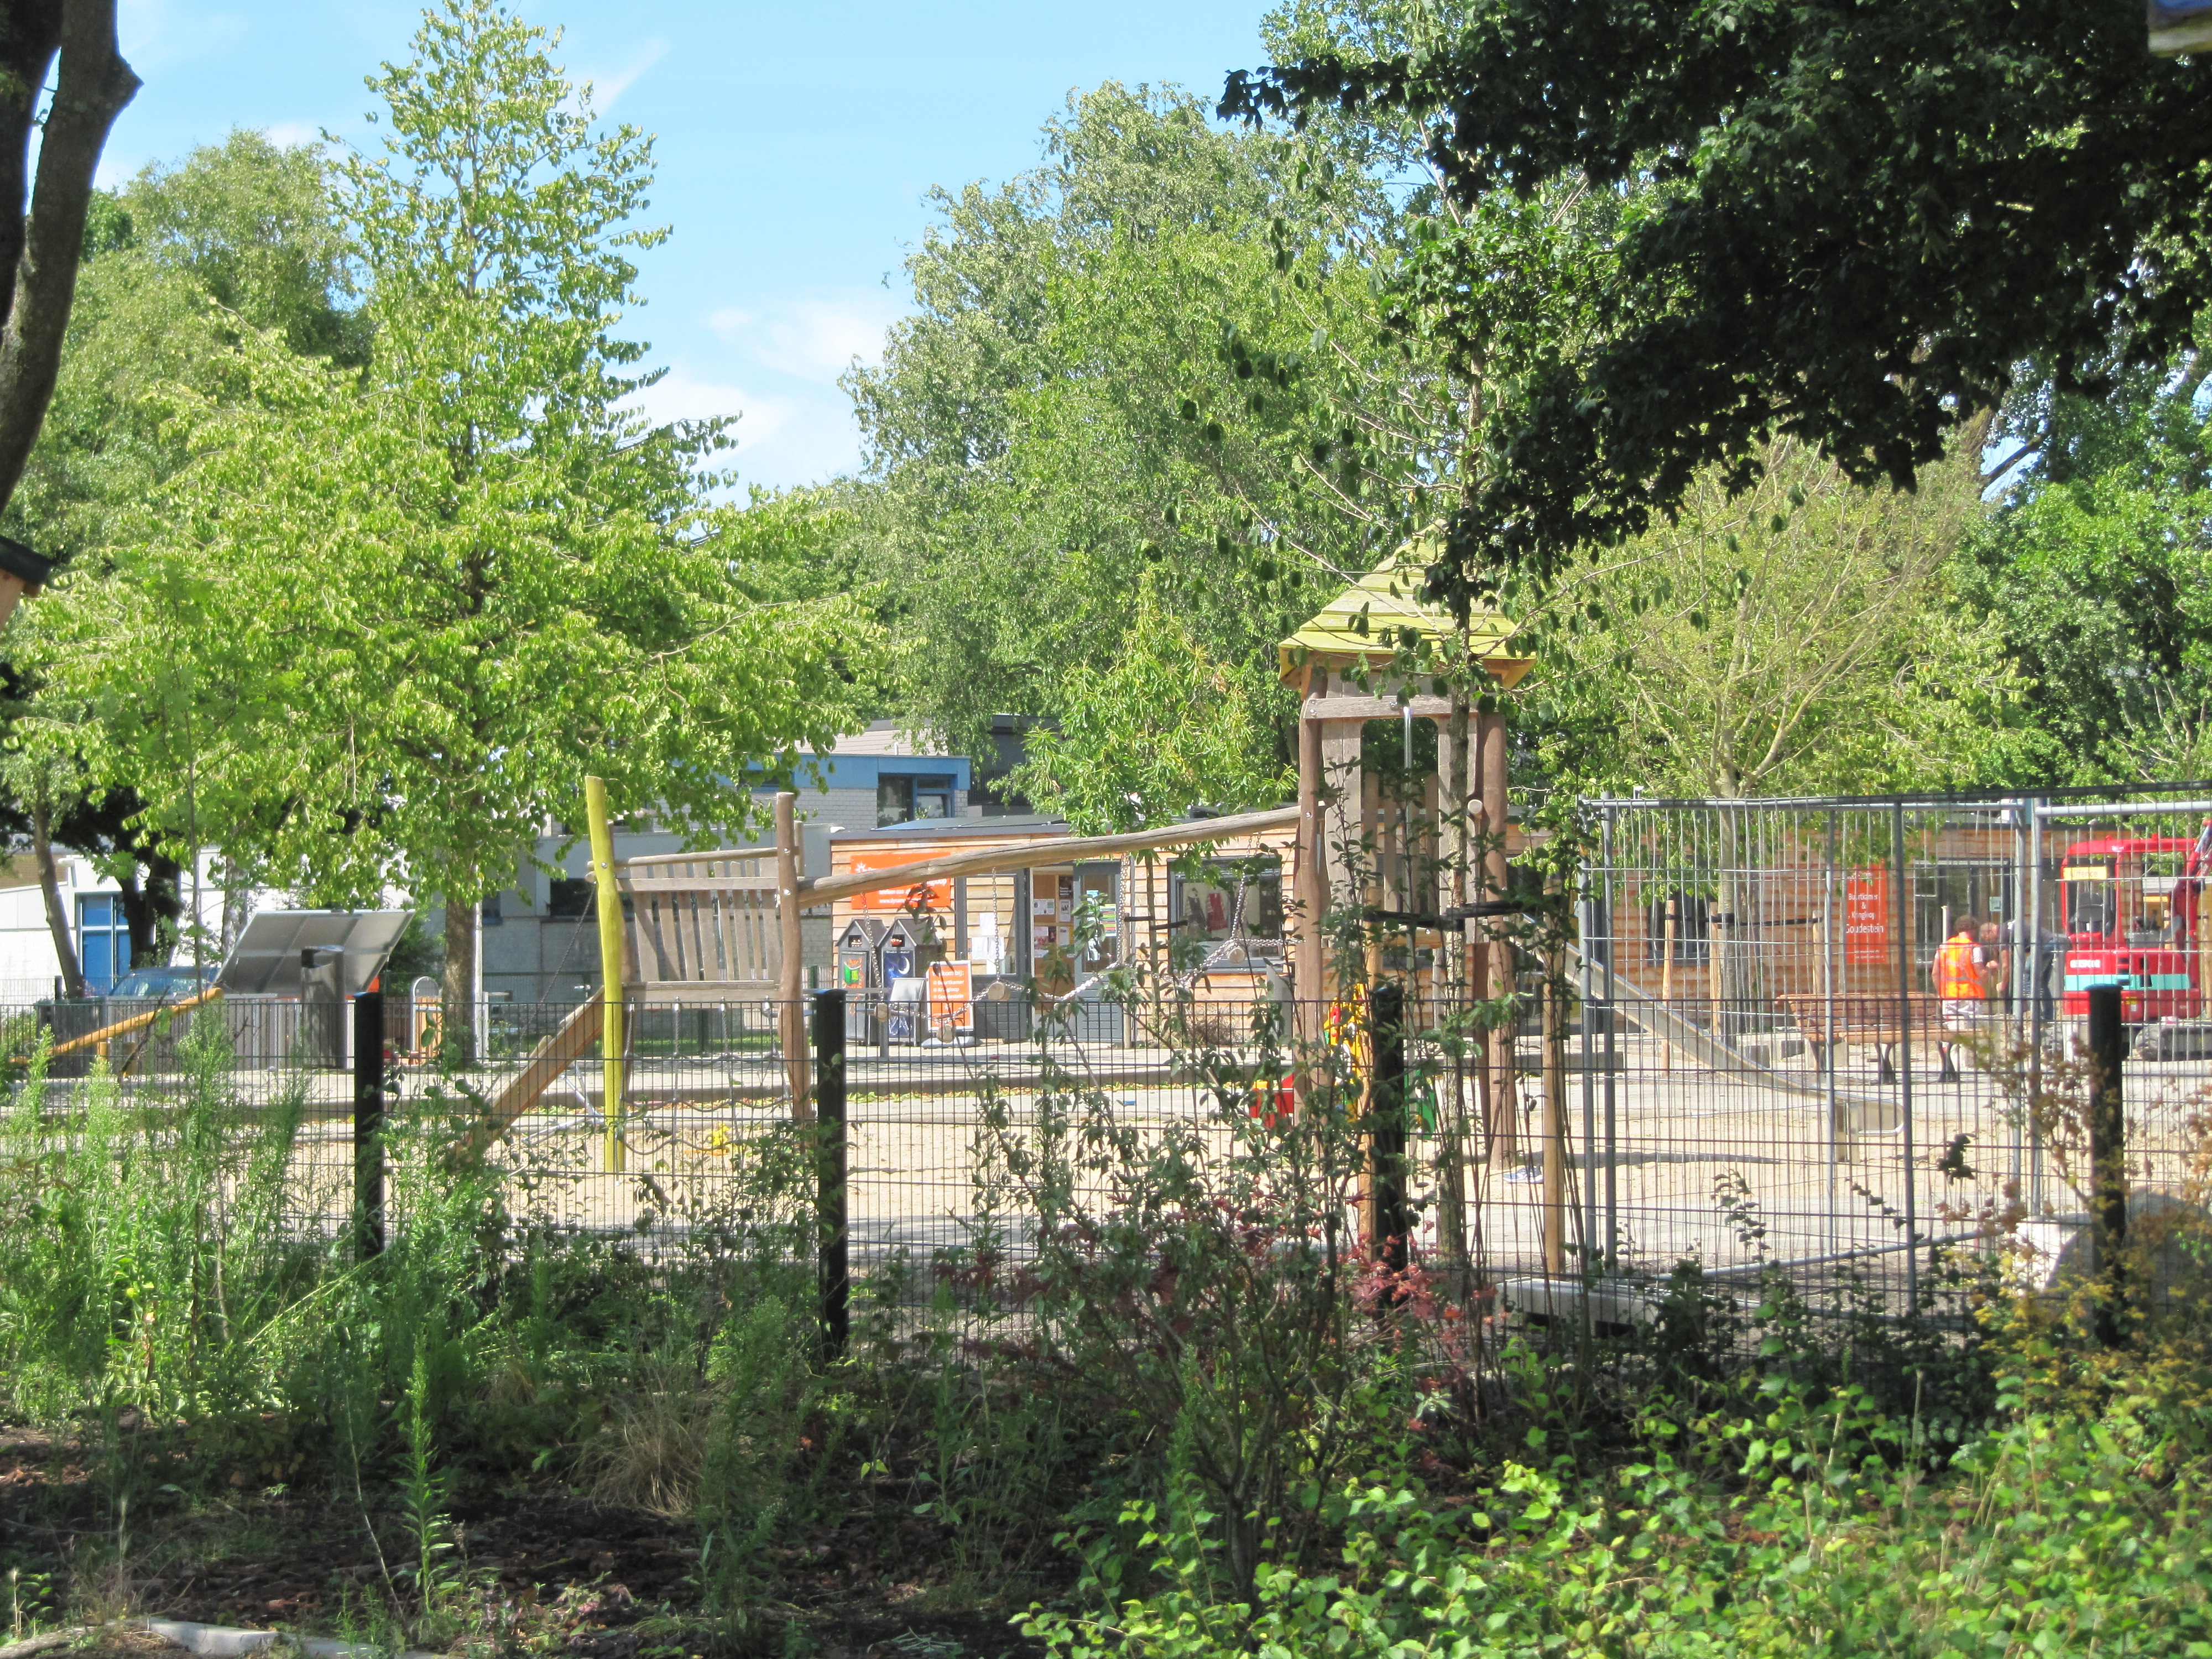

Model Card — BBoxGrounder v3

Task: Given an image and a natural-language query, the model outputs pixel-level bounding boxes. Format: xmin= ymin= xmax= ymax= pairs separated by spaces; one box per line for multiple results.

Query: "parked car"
xmin=106 ymin=965 xmax=218 ymax=1000
xmin=36 ymin=964 xmax=221 ymax=1076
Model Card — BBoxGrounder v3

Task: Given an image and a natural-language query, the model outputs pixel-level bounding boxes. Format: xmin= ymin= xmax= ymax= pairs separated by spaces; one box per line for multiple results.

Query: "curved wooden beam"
xmin=795 ymin=805 xmax=1300 ymax=911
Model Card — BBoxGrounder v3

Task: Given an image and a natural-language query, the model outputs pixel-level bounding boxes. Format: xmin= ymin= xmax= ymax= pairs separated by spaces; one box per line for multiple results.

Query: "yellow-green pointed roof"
xmin=1278 ymin=545 xmax=1533 ymax=690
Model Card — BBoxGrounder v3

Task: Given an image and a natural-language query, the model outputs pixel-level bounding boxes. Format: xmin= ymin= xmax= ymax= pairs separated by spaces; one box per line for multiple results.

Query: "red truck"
xmin=2059 ymin=827 xmax=2211 ymax=1021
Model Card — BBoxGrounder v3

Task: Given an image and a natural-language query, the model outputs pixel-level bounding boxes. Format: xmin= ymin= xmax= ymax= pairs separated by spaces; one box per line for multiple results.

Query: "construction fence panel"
xmin=1582 ymin=791 xmax=2212 ymax=1317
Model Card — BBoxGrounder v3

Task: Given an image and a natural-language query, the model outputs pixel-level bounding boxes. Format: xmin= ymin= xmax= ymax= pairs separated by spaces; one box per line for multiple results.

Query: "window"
xmin=77 ymin=894 xmax=132 ymax=994
xmin=547 ymin=878 xmax=595 ymax=919
xmin=878 ymin=774 xmax=956 ymax=827
xmin=1178 ymin=858 xmax=1284 ymax=964
xmin=481 ymin=891 xmax=504 ymax=927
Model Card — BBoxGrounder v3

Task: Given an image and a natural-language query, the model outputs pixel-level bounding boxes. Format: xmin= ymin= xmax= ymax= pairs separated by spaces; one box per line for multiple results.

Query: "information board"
xmin=925 ymin=960 xmax=974 ymax=1032
xmin=1844 ymin=868 xmax=1891 ymax=966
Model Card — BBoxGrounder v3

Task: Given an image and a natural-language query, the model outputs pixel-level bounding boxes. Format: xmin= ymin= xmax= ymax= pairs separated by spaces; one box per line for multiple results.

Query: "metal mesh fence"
xmin=1577 ymin=790 xmax=2212 ymax=1316
xmin=12 ymin=787 xmax=2209 ymax=1328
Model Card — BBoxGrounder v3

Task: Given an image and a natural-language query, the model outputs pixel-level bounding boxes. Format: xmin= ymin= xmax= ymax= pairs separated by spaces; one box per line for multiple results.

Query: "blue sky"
xmin=106 ymin=1 xmax=1279 ymax=490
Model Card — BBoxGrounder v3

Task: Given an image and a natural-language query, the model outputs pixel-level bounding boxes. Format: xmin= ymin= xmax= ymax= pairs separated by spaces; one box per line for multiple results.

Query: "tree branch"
xmin=0 ymin=2 xmax=65 ymax=345
xmin=0 ymin=0 xmax=137 ymax=515
xmin=1979 ymin=432 xmax=2045 ymax=488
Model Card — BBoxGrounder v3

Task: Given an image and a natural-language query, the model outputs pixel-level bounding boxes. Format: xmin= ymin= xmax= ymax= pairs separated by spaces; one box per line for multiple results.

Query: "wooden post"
xmin=1296 ymin=677 xmax=1326 ymax=1025
xmin=1478 ymin=709 xmax=1515 ymax=1160
xmin=777 ymin=790 xmax=812 ymax=1121
xmin=584 ymin=775 xmax=628 ymax=1171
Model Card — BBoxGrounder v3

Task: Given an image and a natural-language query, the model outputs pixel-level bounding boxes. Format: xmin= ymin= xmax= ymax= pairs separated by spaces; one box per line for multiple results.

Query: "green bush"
xmin=1025 ymin=1374 xmax=2212 ymax=1657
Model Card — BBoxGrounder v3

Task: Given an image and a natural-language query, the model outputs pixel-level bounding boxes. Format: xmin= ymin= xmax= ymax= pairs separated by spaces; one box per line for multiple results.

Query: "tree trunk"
xmin=116 ymin=849 xmax=182 ymax=964
xmin=0 ymin=0 xmax=140 ymax=513
xmin=32 ymin=797 xmax=83 ymax=998
xmin=442 ymin=893 xmax=476 ymax=1063
xmin=219 ymin=860 xmax=251 ymax=952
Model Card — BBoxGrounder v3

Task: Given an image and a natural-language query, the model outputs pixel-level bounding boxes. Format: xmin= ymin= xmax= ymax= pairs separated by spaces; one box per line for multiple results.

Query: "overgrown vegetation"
xmin=0 ymin=972 xmax=2208 ymax=1657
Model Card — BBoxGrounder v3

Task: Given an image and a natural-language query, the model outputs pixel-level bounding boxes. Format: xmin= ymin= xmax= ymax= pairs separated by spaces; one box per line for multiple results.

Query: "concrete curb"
xmin=144 ymin=1619 xmax=440 ymax=1659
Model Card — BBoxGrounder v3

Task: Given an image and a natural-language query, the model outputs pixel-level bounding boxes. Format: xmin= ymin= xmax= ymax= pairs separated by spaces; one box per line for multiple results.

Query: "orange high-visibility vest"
xmin=1936 ymin=935 xmax=1983 ymax=1000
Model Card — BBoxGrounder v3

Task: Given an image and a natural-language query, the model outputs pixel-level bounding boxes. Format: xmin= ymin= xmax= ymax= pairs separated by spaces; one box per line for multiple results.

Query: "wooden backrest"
xmin=616 ymin=851 xmax=781 ymax=995
xmin=1781 ymin=992 xmax=1947 ymax=1041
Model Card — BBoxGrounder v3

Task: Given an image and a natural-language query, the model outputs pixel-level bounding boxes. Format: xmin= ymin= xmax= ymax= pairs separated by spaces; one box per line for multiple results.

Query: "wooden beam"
xmin=795 ymin=804 xmax=1300 ymax=911
xmin=460 ymin=991 xmax=603 ymax=1159
xmin=48 ymin=985 xmax=221 ymax=1058
xmin=1302 ymin=694 xmax=1456 ymax=722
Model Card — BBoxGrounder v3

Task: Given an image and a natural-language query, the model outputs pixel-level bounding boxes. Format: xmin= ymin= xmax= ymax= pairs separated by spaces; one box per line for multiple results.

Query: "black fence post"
xmin=1369 ymin=981 xmax=1409 ymax=1274
xmin=353 ymin=988 xmax=385 ymax=1261
xmin=2088 ymin=982 xmax=2128 ymax=1345
xmin=813 ymin=988 xmax=850 ymax=1360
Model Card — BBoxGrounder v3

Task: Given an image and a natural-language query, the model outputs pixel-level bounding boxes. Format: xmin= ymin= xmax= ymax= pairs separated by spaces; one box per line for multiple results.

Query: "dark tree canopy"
xmin=1223 ymin=1 xmax=2212 ymax=597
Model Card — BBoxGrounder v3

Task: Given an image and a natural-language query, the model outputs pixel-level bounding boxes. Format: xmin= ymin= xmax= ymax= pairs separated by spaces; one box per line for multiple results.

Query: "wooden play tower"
xmin=1279 ymin=551 xmax=1535 ymax=1222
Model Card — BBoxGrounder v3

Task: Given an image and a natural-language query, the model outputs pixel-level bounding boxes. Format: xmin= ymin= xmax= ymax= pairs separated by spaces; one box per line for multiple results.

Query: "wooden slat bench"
xmin=1779 ymin=993 xmax=1970 ymax=1083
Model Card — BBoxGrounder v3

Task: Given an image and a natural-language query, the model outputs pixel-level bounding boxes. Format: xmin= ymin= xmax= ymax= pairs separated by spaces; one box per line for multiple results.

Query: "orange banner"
xmin=1845 ymin=867 xmax=1890 ymax=965
xmin=845 ymin=848 xmax=953 ymax=915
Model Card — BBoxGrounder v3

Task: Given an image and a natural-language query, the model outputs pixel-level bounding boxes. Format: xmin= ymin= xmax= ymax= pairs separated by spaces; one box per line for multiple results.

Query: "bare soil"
xmin=0 ymin=1428 xmax=1051 ymax=1659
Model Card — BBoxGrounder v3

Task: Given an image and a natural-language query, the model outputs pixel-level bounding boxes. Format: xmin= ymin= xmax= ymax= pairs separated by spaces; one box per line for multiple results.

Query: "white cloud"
xmin=708 ymin=290 xmax=906 ymax=385
xmin=263 ymin=121 xmax=321 ymax=150
xmin=625 ymin=365 xmax=791 ymax=452
xmin=583 ymin=37 xmax=666 ymax=115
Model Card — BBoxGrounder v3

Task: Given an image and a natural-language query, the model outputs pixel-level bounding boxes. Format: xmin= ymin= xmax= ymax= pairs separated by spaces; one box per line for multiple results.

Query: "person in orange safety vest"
xmin=1929 ymin=915 xmax=1991 ymax=1082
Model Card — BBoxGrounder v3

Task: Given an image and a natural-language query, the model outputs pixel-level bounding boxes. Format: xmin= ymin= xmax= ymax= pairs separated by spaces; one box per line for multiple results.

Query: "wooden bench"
xmin=1779 ymin=993 xmax=1972 ymax=1082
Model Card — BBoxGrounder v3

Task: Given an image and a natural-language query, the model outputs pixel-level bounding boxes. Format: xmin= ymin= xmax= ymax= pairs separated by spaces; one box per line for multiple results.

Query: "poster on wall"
xmin=847 ymin=849 xmax=953 ymax=915
xmin=1844 ymin=868 xmax=1890 ymax=965
xmin=968 ymin=911 xmax=1006 ymax=975
xmin=925 ymin=961 xmax=974 ymax=1032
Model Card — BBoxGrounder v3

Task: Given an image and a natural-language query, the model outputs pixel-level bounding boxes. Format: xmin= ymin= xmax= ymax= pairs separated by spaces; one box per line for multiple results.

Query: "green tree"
xmin=34 ymin=0 xmax=872 ymax=1035
xmin=0 ymin=131 xmax=359 ymax=978
xmin=1531 ymin=436 xmax=2032 ymax=796
xmin=849 ymin=77 xmax=1504 ymax=816
xmin=1954 ymin=356 xmax=2212 ymax=783
xmin=7 ymin=129 xmax=362 ymax=571
xmin=1224 ymin=1 xmax=2212 ymax=601
xmin=1001 ymin=573 xmax=1292 ymax=832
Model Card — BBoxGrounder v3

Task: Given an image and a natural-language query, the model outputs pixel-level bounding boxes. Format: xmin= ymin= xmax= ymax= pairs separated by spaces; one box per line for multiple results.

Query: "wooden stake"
xmin=585 ymin=775 xmax=628 ymax=1171
xmin=776 ymin=790 xmax=812 ymax=1121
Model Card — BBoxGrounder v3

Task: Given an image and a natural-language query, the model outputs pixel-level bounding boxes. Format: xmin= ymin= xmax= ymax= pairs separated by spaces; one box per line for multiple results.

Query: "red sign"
xmin=846 ymin=848 xmax=952 ymax=915
xmin=925 ymin=961 xmax=974 ymax=1032
xmin=1844 ymin=867 xmax=1890 ymax=965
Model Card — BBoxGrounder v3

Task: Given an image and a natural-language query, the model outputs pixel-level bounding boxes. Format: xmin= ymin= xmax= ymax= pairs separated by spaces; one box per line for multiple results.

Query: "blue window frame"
xmin=77 ymin=894 xmax=132 ymax=994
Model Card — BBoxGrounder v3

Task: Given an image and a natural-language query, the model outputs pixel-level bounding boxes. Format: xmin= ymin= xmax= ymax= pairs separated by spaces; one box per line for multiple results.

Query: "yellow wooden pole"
xmin=776 ymin=790 xmax=812 ymax=1121
xmin=585 ymin=775 xmax=627 ymax=1171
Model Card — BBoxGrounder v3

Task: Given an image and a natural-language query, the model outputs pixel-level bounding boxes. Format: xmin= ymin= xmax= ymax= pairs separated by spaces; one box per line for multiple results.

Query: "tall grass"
xmin=0 ymin=1015 xmax=815 ymax=1506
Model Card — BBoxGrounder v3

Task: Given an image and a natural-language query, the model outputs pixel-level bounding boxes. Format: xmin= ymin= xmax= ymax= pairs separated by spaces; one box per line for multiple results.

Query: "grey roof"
xmin=828 ymin=813 xmax=1069 ymax=843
